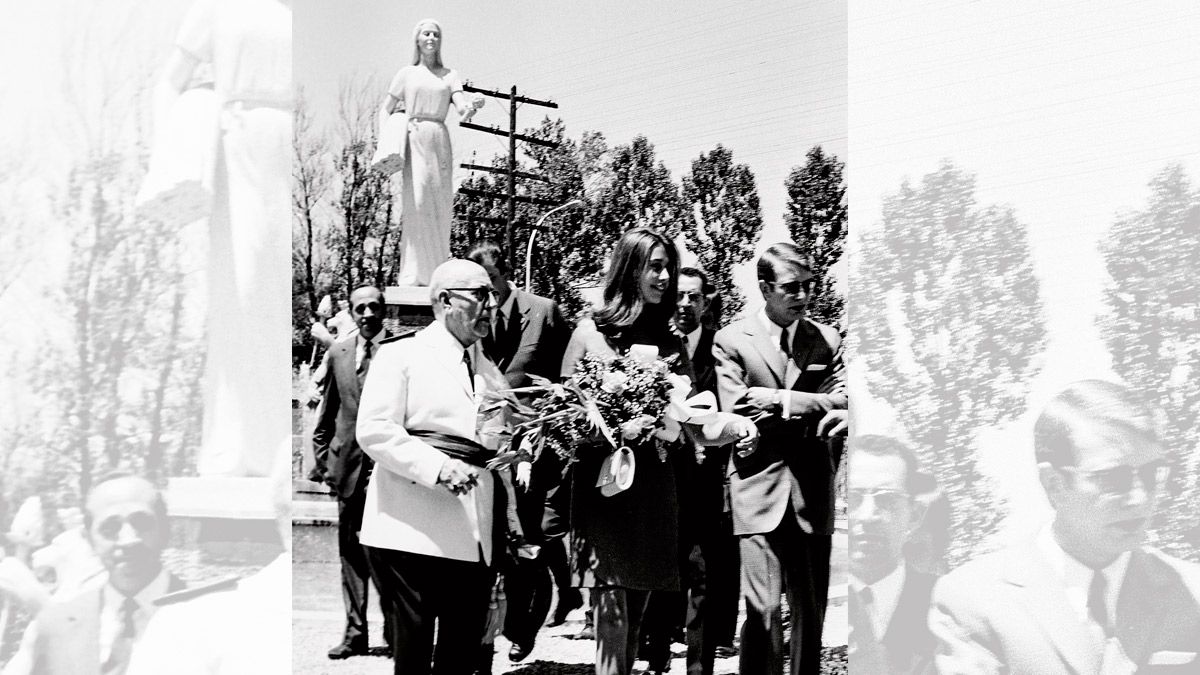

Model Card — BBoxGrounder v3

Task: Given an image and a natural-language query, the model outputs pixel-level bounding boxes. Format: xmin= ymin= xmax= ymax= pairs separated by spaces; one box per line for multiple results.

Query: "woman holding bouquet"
xmin=562 ymin=228 xmax=754 ymax=675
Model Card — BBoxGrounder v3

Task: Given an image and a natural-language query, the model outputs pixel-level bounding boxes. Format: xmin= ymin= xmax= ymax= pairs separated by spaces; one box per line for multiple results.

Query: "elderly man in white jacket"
xmin=355 ymin=259 xmax=511 ymax=675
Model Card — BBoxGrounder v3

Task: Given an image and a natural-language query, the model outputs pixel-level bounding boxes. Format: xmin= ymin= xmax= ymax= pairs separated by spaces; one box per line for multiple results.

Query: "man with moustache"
xmin=641 ymin=267 xmax=741 ymax=675
xmin=465 ymin=241 xmax=576 ymax=662
xmin=6 ymin=473 xmax=185 ymax=675
xmin=713 ymin=243 xmax=846 ymax=675
xmin=356 ymin=259 xmax=512 ymax=675
xmin=930 ymin=380 xmax=1200 ymax=674
xmin=312 ymin=285 xmax=397 ymax=660
xmin=847 ymin=435 xmax=937 ymax=675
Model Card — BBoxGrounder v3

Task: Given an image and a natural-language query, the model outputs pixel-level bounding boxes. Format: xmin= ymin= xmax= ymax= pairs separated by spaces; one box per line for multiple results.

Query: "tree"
xmin=785 ymin=146 xmax=847 ymax=329
xmin=1099 ymin=165 xmax=1200 ymax=562
xmin=681 ymin=144 xmax=764 ymax=323
xmin=594 ymin=135 xmax=688 ymax=240
xmin=324 ymin=78 xmax=399 ymax=305
xmin=853 ymin=162 xmax=1048 ymax=567
xmin=292 ymin=91 xmax=332 ymax=349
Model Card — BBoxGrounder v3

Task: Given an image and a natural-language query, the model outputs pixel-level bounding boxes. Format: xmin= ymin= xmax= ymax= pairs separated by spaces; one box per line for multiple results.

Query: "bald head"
xmin=430 ymin=259 xmax=495 ymax=346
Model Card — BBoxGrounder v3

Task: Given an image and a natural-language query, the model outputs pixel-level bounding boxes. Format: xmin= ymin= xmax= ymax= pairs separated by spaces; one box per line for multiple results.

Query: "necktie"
xmin=849 ymin=585 xmax=886 ymax=672
xmin=102 ymin=597 xmax=139 ymax=674
xmin=780 ymin=327 xmax=792 ymax=360
xmin=463 ymin=349 xmax=475 ymax=390
xmin=357 ymin=339 xmax=373 ymax=386
xmin=1089 ymin=570 xmax=1110 ymax=637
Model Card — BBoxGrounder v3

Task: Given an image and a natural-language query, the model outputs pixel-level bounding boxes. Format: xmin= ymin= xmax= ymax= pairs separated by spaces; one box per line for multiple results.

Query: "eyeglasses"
xmin=1060 ymin=461 xmax=1169 ymax=497
xmin=445 ymin=287 xmax=499 ymax=307
xmin=677 ymin=290 xmax=705 ymax=303
xmin=767 ymin=279 xmax=815 ymax=296
xmin=847 ymin=488 xmax=909 ymax=512
xmin=94 ymin=512 xmax=160 ymax=541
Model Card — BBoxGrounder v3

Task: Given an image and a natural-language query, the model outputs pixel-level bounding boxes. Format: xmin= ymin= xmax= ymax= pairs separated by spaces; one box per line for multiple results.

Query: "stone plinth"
xmin=384 ymin=285 xmax=434 ymax=333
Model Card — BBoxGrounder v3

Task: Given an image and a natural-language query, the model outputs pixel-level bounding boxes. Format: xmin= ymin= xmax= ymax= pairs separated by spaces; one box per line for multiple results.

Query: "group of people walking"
xmin=310 ymin=228 xmax=847 ymax=675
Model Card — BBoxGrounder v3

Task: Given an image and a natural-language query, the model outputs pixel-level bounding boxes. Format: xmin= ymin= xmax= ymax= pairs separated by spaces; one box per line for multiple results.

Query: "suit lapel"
xmin=335 ymin=338 xmax=358 ymax=392
xmin=1116 ymin=548 xmax=1176 ymax=665
xmin=744 ymin=315 xmax=786 ymax=387
xmin=1005 ymin=545 xmax=1101 ymax=675
xmin=785 ymin=320 xmax=818 ymax=389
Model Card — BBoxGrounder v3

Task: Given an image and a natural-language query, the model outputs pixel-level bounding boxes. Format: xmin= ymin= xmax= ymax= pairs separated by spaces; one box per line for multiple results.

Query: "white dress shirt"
xmin=1037 ymin=525 xmax=1130 ymax=635
xmin=683 ymin=325 xmax=703 ymax=361
xmin=99 ymin=569 xmax=171 ymax=664
xmin=851 ymin=563 xmax=907 ymax=640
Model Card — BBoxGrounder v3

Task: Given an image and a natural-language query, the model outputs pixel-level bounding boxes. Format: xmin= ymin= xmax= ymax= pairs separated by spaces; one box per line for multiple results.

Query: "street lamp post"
xmin=525 ymin=199 xmax=583 ymax=290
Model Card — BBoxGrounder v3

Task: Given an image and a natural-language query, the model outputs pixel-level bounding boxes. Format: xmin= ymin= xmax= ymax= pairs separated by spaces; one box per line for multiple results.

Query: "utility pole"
xmin=456 ymin=83 xmax=561 ymax=268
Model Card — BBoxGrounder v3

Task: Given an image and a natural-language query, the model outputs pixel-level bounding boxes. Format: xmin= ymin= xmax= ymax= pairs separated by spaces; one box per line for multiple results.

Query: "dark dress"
xmin=563 ymin=320 xmax=693 ymax=592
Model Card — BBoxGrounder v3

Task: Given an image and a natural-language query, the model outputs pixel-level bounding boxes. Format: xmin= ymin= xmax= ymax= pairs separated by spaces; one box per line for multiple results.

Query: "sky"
xmin=850 ymin=1 xmax=1200 ymax=536
xmin=294 ymin=0 xmax=847 ymax=290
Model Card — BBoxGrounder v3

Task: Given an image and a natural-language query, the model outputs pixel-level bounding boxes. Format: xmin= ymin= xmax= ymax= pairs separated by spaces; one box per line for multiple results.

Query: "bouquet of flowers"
xmin=480 ymin=350 xmax=691 ymax=473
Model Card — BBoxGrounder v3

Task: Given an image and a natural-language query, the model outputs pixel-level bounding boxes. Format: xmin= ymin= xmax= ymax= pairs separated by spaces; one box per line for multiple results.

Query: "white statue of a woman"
xmin=373 ymin=19 xmax=484 ymax=287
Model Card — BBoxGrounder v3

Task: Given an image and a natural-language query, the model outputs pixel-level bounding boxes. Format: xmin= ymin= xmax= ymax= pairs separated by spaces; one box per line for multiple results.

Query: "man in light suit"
xmin=930 ymin=379 xmax=1200 ymax=674
xmin=465 ymin=241 xmax=574 ymax=662
xmin=312 ymin=285 xmax=397 ymax=660
xmin=6 ymin=473 xmax=184 ymax=675
xmin=356 ymin=259 xmax=510 ymax=675
xmin=848 ymin=435 xmax=937 ymax=675
xmin=712 ymin=243 xmax=846 ymax=675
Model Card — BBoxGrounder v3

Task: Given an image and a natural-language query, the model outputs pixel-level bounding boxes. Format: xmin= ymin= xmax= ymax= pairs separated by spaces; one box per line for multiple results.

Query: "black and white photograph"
xmin=289 ymin=1 xmax=846 ymax=674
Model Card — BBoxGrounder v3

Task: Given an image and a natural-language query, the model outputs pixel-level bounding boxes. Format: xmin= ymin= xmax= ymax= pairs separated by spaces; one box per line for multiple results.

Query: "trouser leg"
xmin=338 ymin=492 xmax=370 ymax=647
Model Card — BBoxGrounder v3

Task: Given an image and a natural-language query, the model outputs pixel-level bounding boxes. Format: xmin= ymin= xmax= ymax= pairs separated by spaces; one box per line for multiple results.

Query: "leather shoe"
xmin=508 ymin=641 xmax=534 ymax=662
xmin=568 ymin=624 xmax=595 ymax=641
xmin=327 ymin=642 xmax=368 ymax=660
xmin=548 ymin=589 xmax=584 ymax=627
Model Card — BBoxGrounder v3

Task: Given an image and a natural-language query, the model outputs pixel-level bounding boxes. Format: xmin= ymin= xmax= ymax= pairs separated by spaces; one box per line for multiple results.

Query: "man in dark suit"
xmin=7 ymin=473 xmax=185 ymax=675
xmin=312 ymin=285 xmax=396 ymax=660
xmin=848 ymin=435 xmax=937 ymax=675
xmin=466 ymin=241 xmax=574 ymax=663
xmin=931 ymin=380 xmax=1200 ymax=674
xmin=713 ymin=243 xmax=846 ymax=675
xmin=641 ymin=267 xmax=741 ymax=675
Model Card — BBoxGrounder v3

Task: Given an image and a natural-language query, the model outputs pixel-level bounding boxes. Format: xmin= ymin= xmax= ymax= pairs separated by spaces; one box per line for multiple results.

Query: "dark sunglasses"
xmin=1060 ymin=461 xmax=1169 ymax=497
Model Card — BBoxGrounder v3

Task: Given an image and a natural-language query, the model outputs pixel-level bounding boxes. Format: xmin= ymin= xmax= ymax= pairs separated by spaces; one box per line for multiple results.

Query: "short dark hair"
xmin=465 ymin=240 xmax=509 ymax=275
xmin=757 ymin=242 xmax=813 ymax=284
xmin=851 ymin=435 xmax=929 ymax=495
xmin=83 ymin=471 xmax=168 ymax=531
xmin=678 ymin=266 xmax=714 ymax=295
xmin=1034 ymin=379 xmax=1159 ymax=468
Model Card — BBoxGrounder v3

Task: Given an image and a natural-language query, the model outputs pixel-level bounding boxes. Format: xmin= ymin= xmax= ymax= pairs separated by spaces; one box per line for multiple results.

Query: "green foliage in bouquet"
xmin=483 ymin=352 xmax=682 ymax=465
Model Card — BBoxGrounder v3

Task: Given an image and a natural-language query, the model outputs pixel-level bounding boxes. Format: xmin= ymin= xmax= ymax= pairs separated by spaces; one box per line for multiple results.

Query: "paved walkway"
xmin=293 ymin=524 xmax=847 ymax=675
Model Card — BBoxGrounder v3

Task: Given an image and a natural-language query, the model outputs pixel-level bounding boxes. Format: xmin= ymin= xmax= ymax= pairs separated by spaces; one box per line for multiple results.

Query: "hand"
xmin=515 ymin=460 xmax=532 ymax=490
xmin=817 ymin=409 xmax=849 ymax=437
xmin=437 ymin=459 xmax=479 ymax=496
xmin=745 ymin=387 xmax=781 ymax=413
xmin=727 ymin=417 xmax=759 ymax=457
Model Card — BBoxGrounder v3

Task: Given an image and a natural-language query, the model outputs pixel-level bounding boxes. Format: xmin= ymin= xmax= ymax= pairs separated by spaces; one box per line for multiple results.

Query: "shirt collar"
xmin=757 ymin=308 xmax=798 ymax=342
xmin=496 ymin=282 xmax=518 ymax=321
xmin=358 ymin=329 xmax=385 ymax=349
xmin=103 ymin=567 xmax=171 ymax=611
xmin=1038 ymin=524 xmax=1131 ymax=625
xmin=427 ymin=319 xmax=468 ymax=358
xmin=851 ymin=563 xmax=907 ymax=638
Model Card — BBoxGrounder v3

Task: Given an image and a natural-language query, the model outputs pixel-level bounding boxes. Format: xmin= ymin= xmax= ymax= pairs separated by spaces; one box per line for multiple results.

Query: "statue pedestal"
xmin=166 ymin=475 xmax=284 ymax=562
xmin=383 ymin=285 xmax=434 ymax=332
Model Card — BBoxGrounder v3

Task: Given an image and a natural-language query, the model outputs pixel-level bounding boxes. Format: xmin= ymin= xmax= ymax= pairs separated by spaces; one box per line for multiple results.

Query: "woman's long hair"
xmin=410 ymin=19 xmax=445 ymax=69
xmin=593 ymin=227 xmax=679 ymax=338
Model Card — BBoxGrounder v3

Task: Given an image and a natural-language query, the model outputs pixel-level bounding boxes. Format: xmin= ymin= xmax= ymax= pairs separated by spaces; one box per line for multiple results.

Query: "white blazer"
xmin=356 ymin=321 xmax=506 ymax=564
